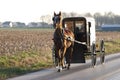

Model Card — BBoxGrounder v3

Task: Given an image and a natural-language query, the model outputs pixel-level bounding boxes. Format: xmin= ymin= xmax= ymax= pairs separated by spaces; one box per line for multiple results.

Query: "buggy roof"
xmin=62 ymin=17 xmax=86 ymax=22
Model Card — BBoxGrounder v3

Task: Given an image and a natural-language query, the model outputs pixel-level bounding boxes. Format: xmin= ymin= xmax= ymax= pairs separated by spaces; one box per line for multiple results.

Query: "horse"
xmin=52 ymin=12 xmax=74 ymax=72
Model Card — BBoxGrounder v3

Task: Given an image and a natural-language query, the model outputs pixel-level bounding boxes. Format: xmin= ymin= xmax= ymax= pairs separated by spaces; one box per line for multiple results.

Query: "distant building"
xmin=101 ymin=24 xmax=120 ymax=31
xmin=1 ymin=21 xmax=52 ymax=28
xmin=1 ymin=21 xmax=12 ymax=27
xmin=27 ymin=22 xmax=51 ymax=28
xmin=1 ymin=21 xmax=26 ymax=27
xmin=27 ymin=22 xmax=39 ymax=27
xmin=12 ymin=22 xmax=26 ymax=27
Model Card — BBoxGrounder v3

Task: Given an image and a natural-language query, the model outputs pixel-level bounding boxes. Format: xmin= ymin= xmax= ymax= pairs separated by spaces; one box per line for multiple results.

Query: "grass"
xmin=0 ymin=51 xmax=53 ymax=80
xmin=0 ymin=28 xmax=54 ymax=80
xmin=104 ymin=39 xmax=120 ymax=54
xmin=96 ymin=31 xmax=120 ymax=54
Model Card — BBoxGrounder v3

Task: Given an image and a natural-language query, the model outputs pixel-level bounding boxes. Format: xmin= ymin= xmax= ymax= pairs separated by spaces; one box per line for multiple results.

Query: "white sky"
xmin=0 ymin=0 xmax=120 ymax=24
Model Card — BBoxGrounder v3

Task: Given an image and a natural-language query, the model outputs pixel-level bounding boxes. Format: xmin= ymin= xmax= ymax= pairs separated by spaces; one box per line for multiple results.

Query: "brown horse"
xmin=52 ymin=12 xmax=74 ymax=72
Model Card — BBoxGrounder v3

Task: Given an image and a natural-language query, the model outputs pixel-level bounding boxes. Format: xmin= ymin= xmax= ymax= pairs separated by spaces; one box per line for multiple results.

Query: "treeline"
xmin=40 ymin=12 xmax=120 ymax=29
xmin=93 ymin=12 xmax=120 ymax=29
xmin=61 ymin=12 xmax=120 ymax=29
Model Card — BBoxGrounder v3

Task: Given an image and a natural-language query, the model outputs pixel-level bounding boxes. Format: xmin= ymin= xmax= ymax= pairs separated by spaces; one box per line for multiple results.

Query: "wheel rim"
xmin=91 ymin=43 xmax=96 ymax=67
xmin=100 ymin=40 xmax=105 ymax=64
xmin=100 ymin=53 xmax=105 ymax=64
xmin=91 ymin=55 xmax=96 ymax=66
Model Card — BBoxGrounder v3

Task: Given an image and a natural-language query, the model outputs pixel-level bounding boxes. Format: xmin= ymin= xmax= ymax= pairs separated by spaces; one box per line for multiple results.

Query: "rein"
xmin=58 ymin=28 xmax=69 ymax=41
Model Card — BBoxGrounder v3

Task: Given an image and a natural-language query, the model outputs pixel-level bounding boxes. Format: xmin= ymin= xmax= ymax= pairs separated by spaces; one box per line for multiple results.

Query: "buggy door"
xmin=73 ymin=19 xmax=87 ymax=63
xmin=62 ymin=17 xmax=87 ymax=63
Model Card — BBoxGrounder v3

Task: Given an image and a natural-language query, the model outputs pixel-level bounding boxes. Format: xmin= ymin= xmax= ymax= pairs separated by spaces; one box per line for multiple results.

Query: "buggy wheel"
xmin=100 ymin=54 xmax=105 ymax=64
xmin=91 ymin=42 xmax=96 ymax=67
xmin=91 ymin=54 xmax=96 ymax=67
xmin=100 ymin=40 xmax=105 ymax=64
xmin=52 ymin=45 xmax=59 ymax=67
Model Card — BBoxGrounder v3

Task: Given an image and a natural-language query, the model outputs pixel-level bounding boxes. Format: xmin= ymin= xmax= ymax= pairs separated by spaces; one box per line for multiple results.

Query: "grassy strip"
xmin=104 ymin=39 xmax=120 ymax=54
xmin=0 ymin=51 xmax=52 ymax=80
xmin=96 ymin=39 xmax=120 ymax=55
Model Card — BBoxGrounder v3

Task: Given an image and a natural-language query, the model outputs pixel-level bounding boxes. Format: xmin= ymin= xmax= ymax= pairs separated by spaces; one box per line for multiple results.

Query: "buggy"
xmin=52 ymin=17 xmax=105 ymax=67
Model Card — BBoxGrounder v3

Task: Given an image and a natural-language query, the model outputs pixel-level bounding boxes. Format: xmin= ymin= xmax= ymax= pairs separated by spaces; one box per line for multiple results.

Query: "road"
xmin=8 ymin=53 xmax=120 ymax=80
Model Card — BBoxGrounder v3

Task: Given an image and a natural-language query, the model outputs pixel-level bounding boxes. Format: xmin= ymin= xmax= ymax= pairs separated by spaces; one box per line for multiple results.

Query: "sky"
xmin=0 ymin=0 xmax=120 ymax=24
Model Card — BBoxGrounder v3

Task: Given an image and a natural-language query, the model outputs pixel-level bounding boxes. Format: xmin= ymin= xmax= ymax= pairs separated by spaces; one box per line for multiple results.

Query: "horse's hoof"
xmin=58 ymin=69 xmax=60 ymax=72
xmin=67 ymin=67 xmax=70 ymax=70
xmin=62 ymin=66 xmax=67 ymax=69
xmin=55 ymin=66 xmax=59 ymax=69
xmin=58 ymin=69 xmax=62 ymax=72
xmin=58 ymin=68 xmax=62 ymax=72
xmin=64 ymin=66 xmax=67 ymax=68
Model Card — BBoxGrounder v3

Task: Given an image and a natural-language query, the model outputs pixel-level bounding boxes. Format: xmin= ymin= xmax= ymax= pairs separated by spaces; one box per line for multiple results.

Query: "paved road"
xmin=8 ymin=53 xmax=120 ymax=80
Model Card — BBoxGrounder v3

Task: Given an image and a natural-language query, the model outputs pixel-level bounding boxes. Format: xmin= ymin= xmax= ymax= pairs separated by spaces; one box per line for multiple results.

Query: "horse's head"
xmin=52 ymin=12 xmax=62 ymax=29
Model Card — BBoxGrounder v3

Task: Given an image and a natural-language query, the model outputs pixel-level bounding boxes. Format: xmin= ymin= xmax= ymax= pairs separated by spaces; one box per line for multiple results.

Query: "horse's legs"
xmin=67 ymin=46 xmax=73 ymax=70
xmin=56 ymin=48 xmax=65 ymax=72
xmin=61 ymin=46 xmax=67 ymax=68
xmin=54 ymin=47 xmax=58 ymax=67
xmin=57 ymin=49 xmax=62 ymax=72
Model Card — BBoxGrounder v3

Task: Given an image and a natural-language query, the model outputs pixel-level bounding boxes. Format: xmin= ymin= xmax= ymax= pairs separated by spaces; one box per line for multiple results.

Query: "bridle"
xmin=52 ymin=13 xmax=61 ymax=28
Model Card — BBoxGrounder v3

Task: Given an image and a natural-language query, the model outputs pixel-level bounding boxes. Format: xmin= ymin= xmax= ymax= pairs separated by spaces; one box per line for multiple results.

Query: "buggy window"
xmin=75 ymin=21 xmax=85 ymax=33
xmin=64 ymin=21 xmax=74 ymax=32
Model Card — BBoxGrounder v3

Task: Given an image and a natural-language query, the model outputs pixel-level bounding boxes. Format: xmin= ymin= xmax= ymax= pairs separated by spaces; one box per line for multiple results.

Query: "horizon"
xmin=0 ymin=0 xmax=120 ymax=24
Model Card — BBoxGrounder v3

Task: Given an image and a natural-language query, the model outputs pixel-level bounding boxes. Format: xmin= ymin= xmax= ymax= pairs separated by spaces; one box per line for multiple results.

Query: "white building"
xmin=1 ymin=21 xmax=12 ymax=27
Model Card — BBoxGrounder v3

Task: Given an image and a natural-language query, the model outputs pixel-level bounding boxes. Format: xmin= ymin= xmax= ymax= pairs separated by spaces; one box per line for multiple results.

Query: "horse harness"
xmin=61 ymin=28 xmax=87 ymax=46
xmin=53 ymin=28 xmax=73 ymax=48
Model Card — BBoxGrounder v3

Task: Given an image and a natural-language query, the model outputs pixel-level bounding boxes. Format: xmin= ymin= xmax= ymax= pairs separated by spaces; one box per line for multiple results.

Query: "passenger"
xmin=64 ymin=24 xmax=69 ymax=30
